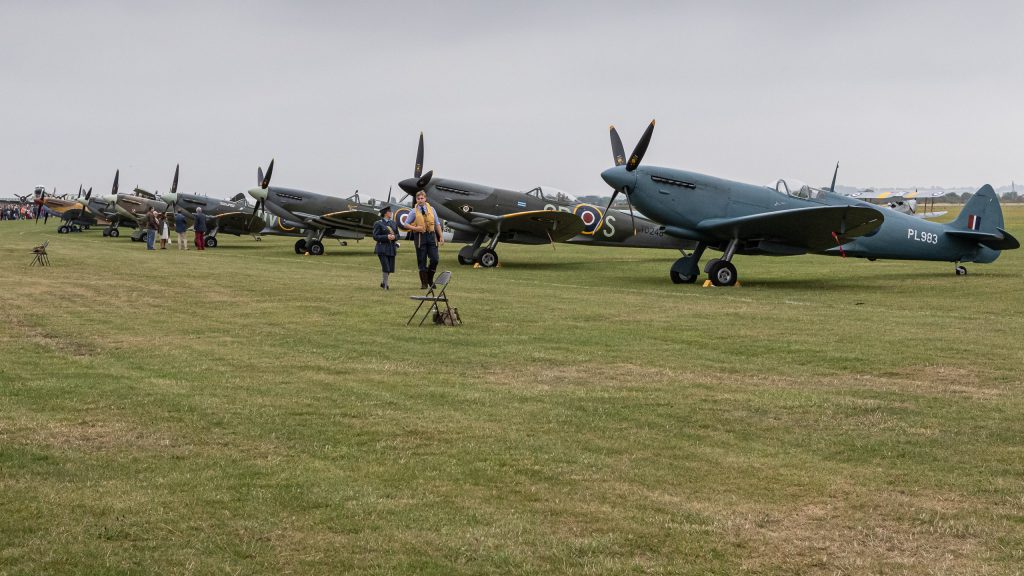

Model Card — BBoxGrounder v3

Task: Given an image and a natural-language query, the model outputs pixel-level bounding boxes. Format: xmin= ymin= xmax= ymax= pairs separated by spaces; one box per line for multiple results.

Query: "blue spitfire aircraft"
xmin=396 ymin=132 xmax=694 ymax=268
xmin=599 ymin=121 xmax=1019 ymax=286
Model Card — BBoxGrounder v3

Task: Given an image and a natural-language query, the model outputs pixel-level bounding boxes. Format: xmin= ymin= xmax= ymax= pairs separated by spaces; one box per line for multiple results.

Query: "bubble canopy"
xmin=766 ymin=178 xmax=822 ymax=200
xmin=524 ymin=186 xmax=579 ymax=204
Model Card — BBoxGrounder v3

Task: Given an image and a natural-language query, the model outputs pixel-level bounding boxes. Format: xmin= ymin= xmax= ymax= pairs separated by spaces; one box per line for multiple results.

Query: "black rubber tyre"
xmin=708 ymin=260 xmax=738 ymax=287
xmin=955 ymin=265 xmax=967 ymax=276
xmin=457 ymin=254 xmax=473 ymax=265
xmin=58 ymin=226 xmax=69 ymax=234
xmin=205 ymin=236 xmax=218 ymax=248
xmin=102 ymin=229 xmax=110 ymax=237
xmin=294 ymin=239 xmax=307 ymax=254
xmin=670 ymin=270 xmax=698 ymax=284
xmin=477 ymin=248 xmax=498 ymax=268
xmin=308 ymin=241 xmax=325 ymax=256
xmin=109 ymin=228 xmax=120 ymax=238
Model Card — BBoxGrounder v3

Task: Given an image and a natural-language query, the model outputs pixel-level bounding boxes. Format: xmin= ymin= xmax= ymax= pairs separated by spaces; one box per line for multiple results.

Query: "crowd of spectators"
xmin=1 ymin=203 xmax=35 ymax=220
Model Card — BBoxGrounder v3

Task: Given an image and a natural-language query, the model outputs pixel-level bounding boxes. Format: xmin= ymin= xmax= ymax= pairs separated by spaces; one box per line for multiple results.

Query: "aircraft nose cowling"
xmin=601 ymin=166 xmax=635 ymax=191
xmin=161 ymin=192 xmax=177 ymax=206
xmin=248 ymin=187 xmax=267 ymax=201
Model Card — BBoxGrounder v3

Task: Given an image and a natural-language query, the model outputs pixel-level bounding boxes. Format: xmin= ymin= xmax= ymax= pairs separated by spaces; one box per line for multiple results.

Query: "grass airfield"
xmin=1 ymin=207 xmax=1023 ymax=575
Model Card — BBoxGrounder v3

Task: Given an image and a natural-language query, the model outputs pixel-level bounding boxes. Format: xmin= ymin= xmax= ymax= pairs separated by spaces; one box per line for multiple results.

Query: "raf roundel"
xmin=573 ymin=204 xmax=604 ymax=235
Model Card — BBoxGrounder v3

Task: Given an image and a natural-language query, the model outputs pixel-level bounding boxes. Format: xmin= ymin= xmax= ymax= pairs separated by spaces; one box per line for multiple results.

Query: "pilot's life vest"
xmin=407 ymin=203 xmax=436 ymax=235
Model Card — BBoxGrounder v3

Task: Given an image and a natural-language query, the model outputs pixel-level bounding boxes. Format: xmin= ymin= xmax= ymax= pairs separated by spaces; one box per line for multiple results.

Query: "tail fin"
xmin=945 ymin=185 xmax=1019 ymax=258
xmin=952 ymin=185 xmax=1003 ymax=232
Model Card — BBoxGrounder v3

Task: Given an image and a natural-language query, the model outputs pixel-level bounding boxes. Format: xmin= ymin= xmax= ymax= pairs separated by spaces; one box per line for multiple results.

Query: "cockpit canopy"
xmin=524 ymin=186 xmax=578 ymax=205
xmin=767 ymin=178 xmax=823 ymax=200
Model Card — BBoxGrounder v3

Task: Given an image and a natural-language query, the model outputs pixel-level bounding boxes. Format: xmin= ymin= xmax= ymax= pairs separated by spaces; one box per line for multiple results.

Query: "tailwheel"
xmin=109 ymin=228 xmax=119 ymax=238
xmin=708 ymin=260 xmax=738 ymax=287
xmin=955 ymin=265 xmax=967 ymax=276
xmin=476 ymin=248 xmax=498 ymax=268
xmin=308 ymin=240 xmax=325 ymax=256
xmin=294 ymin=239 xmax=307 ymax=254
xmin=204 ymin=236 xmax=218 ymax=248
xmin=670 ymin=270 xmax=698 ymax=284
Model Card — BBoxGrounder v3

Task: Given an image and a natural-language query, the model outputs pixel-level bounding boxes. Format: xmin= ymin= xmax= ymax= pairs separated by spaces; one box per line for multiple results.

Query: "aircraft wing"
xmin=213 ymin=211 xmax=264 ymax=234
xmin=467 ymin=210 xmax=585 ymax=242
xmin=697 ymin=205 xmax=884 ymax=251
xmin=294 ymin=210 xmax=379 ymax=232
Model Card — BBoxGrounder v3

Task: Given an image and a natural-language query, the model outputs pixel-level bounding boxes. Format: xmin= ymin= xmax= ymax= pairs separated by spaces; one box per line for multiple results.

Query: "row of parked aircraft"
xmin=32 ymin=121 xmax=1019 ymax=286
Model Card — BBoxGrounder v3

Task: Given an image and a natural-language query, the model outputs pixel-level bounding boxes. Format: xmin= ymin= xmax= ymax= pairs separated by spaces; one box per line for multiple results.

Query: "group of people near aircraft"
xmin=22 ymin=120 xmax=1020 ymax=287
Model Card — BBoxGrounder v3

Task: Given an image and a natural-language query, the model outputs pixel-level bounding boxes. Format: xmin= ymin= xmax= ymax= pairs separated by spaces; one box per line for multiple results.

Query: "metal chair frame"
xmin=407 ymin=270 xmax=459 ymax=326
xmin=30 ymin=240 xmax=50 ymax=267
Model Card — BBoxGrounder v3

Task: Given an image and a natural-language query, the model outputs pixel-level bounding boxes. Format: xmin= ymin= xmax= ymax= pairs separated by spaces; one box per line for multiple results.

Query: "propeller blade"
xmin=257 ymin=166 xmax=264 ymax=186
xmin=112 ymin=170 xmax=119 ymax=195
xmin=86 ymin=187 xmax=92 ymax=201
xmin=416 ymin=170 xmax=433 ymax=190
xmin=386 ymin=185 xmax=392 ymax=205
xmin=624 ymin=191 xmax=637 ymax=236
xmin=415 ymin=132 xmax=424 ymax=178
xmin=610 ymin=126 xmax=626 ymax=167
xmin=626 ymin=120 xmax=655 ymax=172
xmin=830 ymin=162 xmax=839 ymax=194
xmin=248 ymin=199 xmax=264 ymax=228
xmin=594 ymin=188 xmax=620 ymax=233
xmin=171 ymin=164 xmax=179 ymax=195
xmin=261 ymin=159 xmax=274 ymax=189
xmin=77 ymin=185 xmax=83 ymax=199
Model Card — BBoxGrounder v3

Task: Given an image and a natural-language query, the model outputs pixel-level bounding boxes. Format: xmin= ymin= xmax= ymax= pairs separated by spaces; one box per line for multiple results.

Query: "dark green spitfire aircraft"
xmin=599 ymin=121 xmax=1019 ymax=286
xmin=158 ymin=165 xmax=265 ymax=247
xmin=396 ymin=133 xmax=694 ymax=268
xmin=247 ymin=160 xmax=382 ymax=255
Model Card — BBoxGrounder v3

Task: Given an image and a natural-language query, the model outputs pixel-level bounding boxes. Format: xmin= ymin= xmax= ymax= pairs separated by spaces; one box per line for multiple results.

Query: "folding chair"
xmin=407 ymin=270 xmax=459 ymax=326
xmin=30 ymin=240 xmax=50 ymax=267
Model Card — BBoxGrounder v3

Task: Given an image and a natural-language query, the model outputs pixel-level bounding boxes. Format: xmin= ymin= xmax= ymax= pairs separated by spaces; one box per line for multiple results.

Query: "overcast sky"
xmin=2 ymin=0 xmax=1022 ymax=201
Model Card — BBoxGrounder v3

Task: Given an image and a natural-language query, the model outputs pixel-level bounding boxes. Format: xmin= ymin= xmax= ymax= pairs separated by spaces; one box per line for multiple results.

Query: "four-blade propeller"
xmin=397 ymin=132 xmax=432 ymax=200
xmin=596 ymin=120 xmax=655 ymax=236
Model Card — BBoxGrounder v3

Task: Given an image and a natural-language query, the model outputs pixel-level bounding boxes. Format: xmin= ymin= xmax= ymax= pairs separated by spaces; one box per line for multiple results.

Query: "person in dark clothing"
xmin=174 ymin=210 xmax=188 ymax=250
xmin=372 ymin=206 xmax=399 ymax=289
xmin=193 ymin=208 xmax=207 ymax=251
xmin=402 ymin=190 xmax=444 ymax=288
xmin=145 ymin=207 xmax=159 ymax=250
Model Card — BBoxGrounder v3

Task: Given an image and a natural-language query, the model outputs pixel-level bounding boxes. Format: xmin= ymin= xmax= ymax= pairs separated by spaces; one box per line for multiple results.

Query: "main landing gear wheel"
xmin=294 ymin=239 xmax=307 ymax=254
xmin=477 ymin=248 xmax=498 ymax=268
xmin=58 ymin=225 xmax=70 ymax=234
xmin=108 ymin=228 xmax=119 ymax=238
xmin=708 ymin=260 xmax=738 ymax=287
xmin=955 ymin=265 xmax=967 ymax=276
xmin=670 ymin=270 xmax=698 ymax=284
xmin=457 ymin=254 xmax=473 ymax=265
xmin=204 ymin=236 xmax=218 ymax=248
xmin=307 ymin=240 xmax=325 ymax=256
xmin=102 ymin=229 xmax=110 ymax=237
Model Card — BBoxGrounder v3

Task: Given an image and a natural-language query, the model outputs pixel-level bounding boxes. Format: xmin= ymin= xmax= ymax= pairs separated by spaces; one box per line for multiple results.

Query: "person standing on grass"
xmin=193 ymin=207 xmax=207 ymax=251
xmin=145 ymin=207 xmax=158 ymax=250
xmin=402 ymin=190 xmax=443 ymax=289
xmin=159 ymin=213 xmax=169 ymax=249
xmin=372 ymin=205 xmax=399 ymax=290
xmin=174 ymin=210 xmax=188 ymax=250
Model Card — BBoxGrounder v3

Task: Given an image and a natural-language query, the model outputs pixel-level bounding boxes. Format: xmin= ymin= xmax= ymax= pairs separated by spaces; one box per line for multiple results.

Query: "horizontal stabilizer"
xmin=946 ymin=227 xmax=1020 ymax=251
